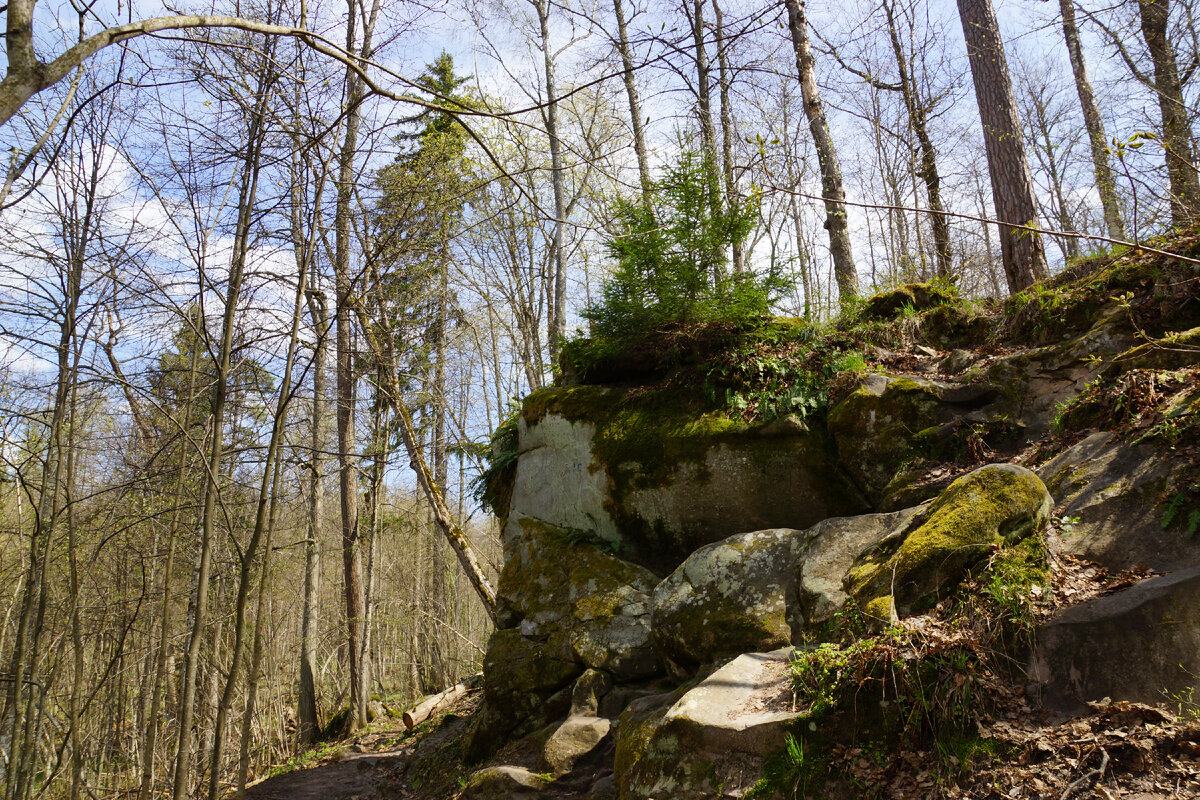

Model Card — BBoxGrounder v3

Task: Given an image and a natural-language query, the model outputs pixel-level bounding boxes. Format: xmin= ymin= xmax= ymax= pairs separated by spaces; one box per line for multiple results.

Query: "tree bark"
xmin=956 ymin=0 xmax=1048 ymax=293
xmin=298 ymin=288 xmax=328 ymax=747
xmin=613 ymin=0 xmax=653 ymax=203
xmin=882 ymin=0 xmax=952 ymax=278
xmin=1136 ymin=0 xmax=1200 ymax=226
xmin=713 ymin=0 xmax=744 ymax=274
xmin=534 ymin=0 xmax=569 ymax=362
xmin=784 ymin=0 xmax=859 ymax=306
xmin=1059 ymin=0 xmax=1125 ymax=240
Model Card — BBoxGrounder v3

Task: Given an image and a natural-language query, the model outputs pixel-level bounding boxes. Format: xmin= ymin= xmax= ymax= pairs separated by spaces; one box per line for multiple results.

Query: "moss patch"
xmin=847 ymin=464 xmax=1052 ymax=617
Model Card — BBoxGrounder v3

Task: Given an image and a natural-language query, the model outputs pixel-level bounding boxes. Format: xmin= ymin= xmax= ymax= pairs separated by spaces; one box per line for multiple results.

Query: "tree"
xmin=1058 ymin=0 xmax=1126 ymax=240
xmin=784 ymin=0 xmax=860 ymax=306
xmin=1135 ymin=0 xmax=1200 ymax=225
xmin=584 ymin=149 xmax=765 ymax=338
xmin=956 ymin=0 xmax=1048 ymax=292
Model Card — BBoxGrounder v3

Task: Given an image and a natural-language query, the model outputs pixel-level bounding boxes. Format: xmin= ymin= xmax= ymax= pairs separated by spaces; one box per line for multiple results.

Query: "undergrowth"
xmin=752 ymin=540 xmax=1049 ymax=798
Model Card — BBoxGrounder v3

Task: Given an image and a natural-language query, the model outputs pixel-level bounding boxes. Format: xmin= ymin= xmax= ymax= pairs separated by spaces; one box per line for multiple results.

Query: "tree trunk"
xmin=298 ymin=288 xmax=328 ymax=747
xmin=332 ymin=0 xmax=380 ymax=733
xmin=534 ymin=0 xmax=569 ymax=362
xmin=882 ymin=0 xmax=952 ymax=278
xmin=784 ymin=0 xmax=859 ymax=306
xmin=1136 ymin=0 xmax=1200 ymax=226
xmin=956 ymin=0 xmax=1048 ymax=293
xmin=613 ymin=0 xmax=653 ymax=202
xmin=1059 ymin=0 xmax=1125 ymax=240
xmin=713 ymin=0 xmax=743 ymax=274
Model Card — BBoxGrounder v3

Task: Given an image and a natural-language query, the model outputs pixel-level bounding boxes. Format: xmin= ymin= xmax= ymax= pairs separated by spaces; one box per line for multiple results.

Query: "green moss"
xmin=848 ymin=465 xmax=1051 ymax=616
xmin=827 ymin=376 xmax=945 ymax=502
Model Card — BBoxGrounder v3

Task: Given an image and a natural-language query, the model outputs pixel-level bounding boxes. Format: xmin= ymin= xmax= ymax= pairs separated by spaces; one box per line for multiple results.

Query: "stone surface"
xmin=617 ymin=650 xmax=800 ymax=800
xmin=1029 ymin=566 xmax=1200 ymax=714
xmin=458 ymin=766 xmax=547 ymax=799
xmin=795 ymin=508 xmax=922 ymax=628
xmin=509 ymin=414 xmax=621 ymax=548
xmin=652 ymin=528 xmax=813 ymax=669
xmin=464 ymin=628 xmax=581 ymax=762
xmin=498 ymin=514 xmax=662 ymax=681
xmin=847 ymin=464 xmax=1052 ymax=619
xmin=511 ymin=388 xmax=868 ymax=573
xmin=570 ymin=669 xmax=613 ymax=718
xmin=828 ymin=373 xmax=997 ymax=503
xmin=1038 ymin=432 xmax=1200 ymax=572
xmin=977 ymin=309 xmax=1132 ymax=436
xmin=542 ymin=715 xmax=612 ymax=775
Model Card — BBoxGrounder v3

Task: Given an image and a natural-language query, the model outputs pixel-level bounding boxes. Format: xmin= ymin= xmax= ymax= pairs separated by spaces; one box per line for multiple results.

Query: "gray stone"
xmin=795 ymin=508 xmax=922 ymax=627
xmin=1038 ymin=432 xmax=1200 ymax=572
xmin=977 ymin=310 xmax=1133 ymax=437
xmin=828 ymin=373 xmax=997 ymax=504
xmin=510 ymin=400 xmax=867 ymax=574
xmin=542 ymin=715 xmax=612 ymax=775
xmin=570 ymin=669 xmax=612 ymax=718
xmin=459 ymin=766 xmax=547 ymax=799
xmin=939 ymin=348 xmax=975 ymax=375
xmin=585 ymin=774 xmax=617 ymax=800
xmin=652 ymin=528 xmax=813 ymax=668
xmin=497 ymin=515 xmax=662 ymax=681
xmin=509 ymin=415 xmax=622 ymax=551
xmin=617 ymin=649 xmax=800 ymax=800
xmin=1030 ymin=566 xmax=1200 ymax=714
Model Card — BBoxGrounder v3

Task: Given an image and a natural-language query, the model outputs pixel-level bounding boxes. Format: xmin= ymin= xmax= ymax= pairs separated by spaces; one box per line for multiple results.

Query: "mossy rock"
xmin=513 ymin=387 xmax=868 ymax=573
xmin=458 ymin=766 xmax=550 ymax=799
xmin=861 ymin=282 xmax=959 ymax=322
xmin=617 ymin=651 xmax=800 ymax=799
xmin=846 ymin=464 xmax=1052 ymax=618
xmin=465 ymin=628 xmax=582 ymax=762
xmin=917 ymin=304 xmax=992 ymax=350
xmin=827 ymin=374 xmax=947 ymax=504
xmin=651 ymin=528 xmax=815 ymax=669
xmin=497 ymin=515 xmax=663 ymax=680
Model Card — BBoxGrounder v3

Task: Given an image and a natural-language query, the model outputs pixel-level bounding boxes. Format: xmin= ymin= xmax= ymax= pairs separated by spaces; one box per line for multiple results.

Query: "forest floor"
xmin=240 ymin=681 xmax=1200 ymax=799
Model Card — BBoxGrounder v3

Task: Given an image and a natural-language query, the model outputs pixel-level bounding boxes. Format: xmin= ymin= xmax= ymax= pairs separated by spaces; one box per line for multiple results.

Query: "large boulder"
xmin=465 ymin=628 xmax=581 ymax=761
xmin=652 ymin=528 xmax=813 ymax=670
xmin=1039 ymin=432 xmax=1200 ymax=572
xmin=975 ymin=307 xmax=1133 ymax=436
xmin=617 ymin=650 xmax=800 ymax=800
xmin=651 ymin=509 xmax=921 ymax=669
xmin=498 ymin=514 xmax=662 ymax=680
xmin=469 ymin=515 xmax=664 ymax=761
xmin=458 ymin=766 xmax=549 ymax=800
xmin=847 ymin=464 xmax=1052 ymax=620
xmin=510 ymin=386 xmax=868 ymax=573
xmin=1029 ymin=566 xmax=1200 ymax=714
xmin=827 ymin=373 xmax=997 ymax=504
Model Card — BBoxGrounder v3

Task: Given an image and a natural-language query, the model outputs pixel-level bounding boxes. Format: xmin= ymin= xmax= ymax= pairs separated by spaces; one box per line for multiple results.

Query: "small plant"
xmin=470 ymin=405 xmax=520 ymax=518
xmin=981 ymin=537 xmax=1050 ymax=634
xmin=1162 ymin=485 xmax=1200 ymax=536
xmin=1166 ymin=674 xmax=1200 ymax=720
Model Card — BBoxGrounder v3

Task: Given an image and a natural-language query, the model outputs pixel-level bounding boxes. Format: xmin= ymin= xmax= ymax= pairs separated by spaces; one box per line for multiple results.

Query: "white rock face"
xmin=508 ymin=415 xmax=621 ymax=549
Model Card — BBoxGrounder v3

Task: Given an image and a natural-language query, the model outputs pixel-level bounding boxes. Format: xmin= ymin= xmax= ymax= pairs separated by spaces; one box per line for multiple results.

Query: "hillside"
xmin=250 ymin=233 xmax=1200 ymax=799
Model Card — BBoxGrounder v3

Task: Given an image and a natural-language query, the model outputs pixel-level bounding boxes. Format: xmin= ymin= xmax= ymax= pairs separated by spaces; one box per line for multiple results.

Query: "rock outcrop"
xmin=460 ymin=266 xmax=1200 ymax=799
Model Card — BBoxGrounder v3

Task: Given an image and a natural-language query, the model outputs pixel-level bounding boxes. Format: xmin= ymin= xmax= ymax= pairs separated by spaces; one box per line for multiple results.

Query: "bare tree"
xmin=1059 ymin=0 xmax=1126 ymax=240
xmin=784 ymin=0 xmax=859 ymax=306
xmin=957 ymin=0 xmax=1048 ymax=292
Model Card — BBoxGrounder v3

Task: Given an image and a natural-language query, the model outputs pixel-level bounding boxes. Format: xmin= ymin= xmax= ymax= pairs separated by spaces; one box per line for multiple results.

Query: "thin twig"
xmin=1059 ymin=746 xmax=1109 ymax=800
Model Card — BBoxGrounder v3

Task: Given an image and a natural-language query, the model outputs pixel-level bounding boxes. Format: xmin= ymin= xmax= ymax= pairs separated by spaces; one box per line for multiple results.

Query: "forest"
xmin=2 ymin=0 xmax=1199 ymax=796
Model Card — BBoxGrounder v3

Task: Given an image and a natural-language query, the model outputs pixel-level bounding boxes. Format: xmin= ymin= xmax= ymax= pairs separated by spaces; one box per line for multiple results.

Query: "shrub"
xmin=582 ymin=150 xmax=780 ymax=341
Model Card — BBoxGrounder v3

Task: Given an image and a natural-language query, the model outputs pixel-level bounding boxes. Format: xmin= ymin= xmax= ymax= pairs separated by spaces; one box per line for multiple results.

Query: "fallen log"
xmin=402 ymin=673 xmax=481 ymax=731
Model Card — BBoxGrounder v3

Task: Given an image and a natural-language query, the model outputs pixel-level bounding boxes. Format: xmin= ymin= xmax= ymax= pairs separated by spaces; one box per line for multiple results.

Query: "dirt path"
xmin=244 ymin=727 xmax=416 ymax=800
